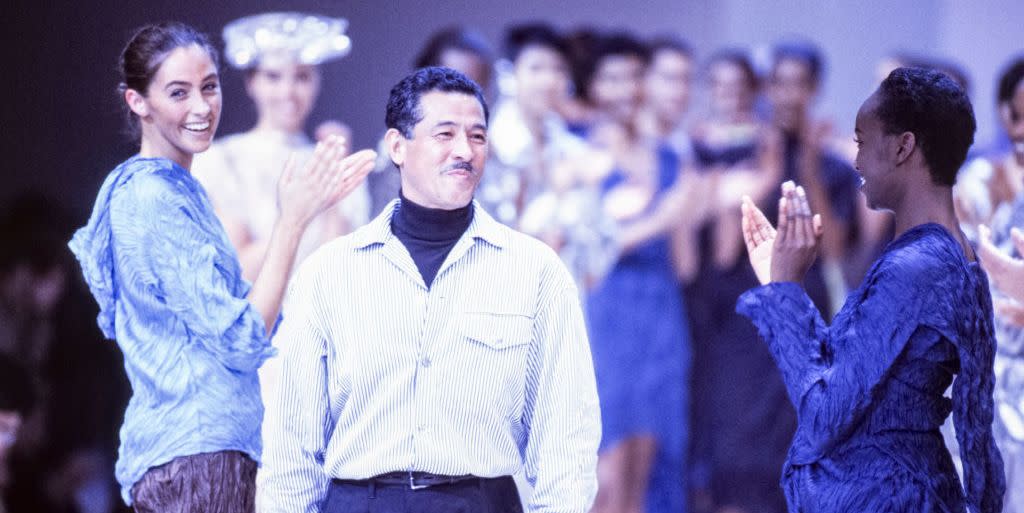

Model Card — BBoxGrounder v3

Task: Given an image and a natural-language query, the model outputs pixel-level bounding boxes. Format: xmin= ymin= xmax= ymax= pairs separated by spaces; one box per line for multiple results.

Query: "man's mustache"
xmin=443 ymin=162 xmax=476 ymax=174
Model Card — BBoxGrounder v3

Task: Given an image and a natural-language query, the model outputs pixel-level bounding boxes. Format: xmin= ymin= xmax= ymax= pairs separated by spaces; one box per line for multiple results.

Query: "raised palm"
xmin=741 ymin=195 xmax=776 ymax=285
xmin=277 ymin=136 xmax=376 ymax=228
xmin=742 ymin=183 xmax=824 ymax=286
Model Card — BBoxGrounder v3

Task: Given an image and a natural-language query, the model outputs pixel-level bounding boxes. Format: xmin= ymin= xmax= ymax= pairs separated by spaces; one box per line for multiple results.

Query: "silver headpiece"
xmin=223 ymin=12 xmax=352 ymax=69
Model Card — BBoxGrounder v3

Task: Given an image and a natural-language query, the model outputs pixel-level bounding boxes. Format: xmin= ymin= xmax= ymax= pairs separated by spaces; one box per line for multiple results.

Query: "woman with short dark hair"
xmin=739 ymin=67 xmax=1004 ymax=512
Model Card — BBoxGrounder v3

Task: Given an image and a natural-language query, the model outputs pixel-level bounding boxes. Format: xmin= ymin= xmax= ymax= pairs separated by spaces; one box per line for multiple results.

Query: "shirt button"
xmin=420 ymin=357 xmax=431 ymax=368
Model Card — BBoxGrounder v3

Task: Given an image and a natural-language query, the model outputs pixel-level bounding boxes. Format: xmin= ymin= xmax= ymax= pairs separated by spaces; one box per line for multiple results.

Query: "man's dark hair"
xmin=578 ymin=32 xmax=650 ymax=102
xmin=386 ymin=66 xmax=489 ymax=139
xmin=503 ymin=22 xmax=569 ymax=64
xmin=996 ymin=56 xmax=1024 ymax=106
xmin=772 ymin=40 xmax=824 ymax=87
xmin=648 ymin=35 xmax=693 ymax=60
xmin=875 ymin=67 xmax=976 ymax=186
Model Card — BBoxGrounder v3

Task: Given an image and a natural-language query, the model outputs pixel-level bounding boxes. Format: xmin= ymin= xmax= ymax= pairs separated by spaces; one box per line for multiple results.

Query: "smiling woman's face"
xmin=128 ymin=44 xmax=222 ymax=166
xmin=854 ymin=92 xmax=902 ymax=211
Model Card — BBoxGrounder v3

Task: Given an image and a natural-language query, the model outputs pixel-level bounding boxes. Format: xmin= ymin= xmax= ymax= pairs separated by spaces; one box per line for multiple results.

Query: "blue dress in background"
xmin=587 ymin=146 xmax=690 ymax=513
xmin=737 ymin=223 xmax=1005 ymax=513
xmin=686 ymin=137 xmax=794 ymax=512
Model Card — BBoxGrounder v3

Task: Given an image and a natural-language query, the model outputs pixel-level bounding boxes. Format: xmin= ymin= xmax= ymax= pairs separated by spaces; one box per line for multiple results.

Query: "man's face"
xmin=389 ymin=91 xmax=488 ymax=210
xmin=769 ymin=58 xmax=816 ymax=132
xmin=644 ymin=49 xmax=693 ymax=125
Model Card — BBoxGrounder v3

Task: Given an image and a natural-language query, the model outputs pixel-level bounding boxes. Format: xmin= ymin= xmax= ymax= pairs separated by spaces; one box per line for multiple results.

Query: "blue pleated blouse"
xmin=738 ymin=223 xmax=1004 ymax=513
xmin=69 ymin=156 xmax=275 ymax=504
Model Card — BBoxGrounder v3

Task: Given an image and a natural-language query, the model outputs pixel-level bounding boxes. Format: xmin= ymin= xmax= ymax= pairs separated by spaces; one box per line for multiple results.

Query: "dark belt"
xmin=335 ymin=471 xmax=481 ymax=490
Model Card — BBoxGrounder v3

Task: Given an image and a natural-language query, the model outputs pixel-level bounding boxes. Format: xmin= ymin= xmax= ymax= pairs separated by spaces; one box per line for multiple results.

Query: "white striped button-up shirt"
xmin=258 ymin=201 xmax=601 ymax=512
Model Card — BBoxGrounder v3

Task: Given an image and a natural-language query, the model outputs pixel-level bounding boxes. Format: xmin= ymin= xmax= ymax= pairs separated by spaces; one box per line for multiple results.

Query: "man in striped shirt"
xmin=259 ymin=67 xmax=601 ymax=513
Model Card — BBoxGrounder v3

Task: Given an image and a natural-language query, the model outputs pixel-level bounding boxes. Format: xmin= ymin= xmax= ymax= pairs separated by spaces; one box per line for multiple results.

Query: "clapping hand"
xmin=977 ymin=224 xmax=1024 ymax=326
xmin=741 ymin=194 xmax=775 ymax=285
xmin=277 ymin=135 xmax=376 ymax=229
xmin=741 ymin=181 xmax=823 ymax=285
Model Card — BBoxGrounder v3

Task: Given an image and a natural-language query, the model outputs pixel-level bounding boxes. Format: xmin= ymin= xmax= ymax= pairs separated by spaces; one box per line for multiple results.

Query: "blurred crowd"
xmin=2 ymin=18 xmax=1022 ymax=513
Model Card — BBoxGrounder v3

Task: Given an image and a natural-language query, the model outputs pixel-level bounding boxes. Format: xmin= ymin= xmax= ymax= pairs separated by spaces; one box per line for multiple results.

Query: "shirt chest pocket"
xmin=455 ymin=312 xmax=534 ymax=418
xmin=461 ymin=312 xmax=534 ymax=350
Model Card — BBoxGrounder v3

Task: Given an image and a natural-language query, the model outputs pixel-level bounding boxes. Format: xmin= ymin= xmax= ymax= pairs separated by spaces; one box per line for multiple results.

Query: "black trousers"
xmin=322 ymin=476 xmax=523 ymax=513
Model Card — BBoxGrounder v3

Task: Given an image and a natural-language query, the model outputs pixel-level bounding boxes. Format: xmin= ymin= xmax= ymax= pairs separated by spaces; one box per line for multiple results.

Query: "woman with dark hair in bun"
xmin=69 ymin=22 xmax=374 ymax=511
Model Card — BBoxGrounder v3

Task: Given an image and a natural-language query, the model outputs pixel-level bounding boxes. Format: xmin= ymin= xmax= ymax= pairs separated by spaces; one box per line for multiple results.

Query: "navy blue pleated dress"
xmin=737 ymin=223 xmax=1004 ymax=513
xmin=587 ymin=146 xmax=690 ymax=513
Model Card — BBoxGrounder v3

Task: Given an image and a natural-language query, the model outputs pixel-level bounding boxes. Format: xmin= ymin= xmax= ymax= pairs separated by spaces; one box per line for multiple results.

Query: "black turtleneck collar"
xmin=392 ymin=190 xmax=474 ymax=242
xmin=390 ymin=190 xmax=474 ymax=288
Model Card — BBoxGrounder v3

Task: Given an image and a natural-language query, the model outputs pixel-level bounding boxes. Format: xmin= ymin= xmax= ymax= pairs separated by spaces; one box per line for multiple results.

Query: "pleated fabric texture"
xmin=737 ymin=223 xmax=1005 ymax=513
xmin=130 ymin=450 xmax=257 ymax=513
xmin=70 ymin=156 xmax=273 ymax=504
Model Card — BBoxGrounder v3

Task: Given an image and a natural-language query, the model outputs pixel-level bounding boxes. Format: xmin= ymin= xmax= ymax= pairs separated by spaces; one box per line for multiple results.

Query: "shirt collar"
xmin=352 ymin=198 xmax=507 ymax=250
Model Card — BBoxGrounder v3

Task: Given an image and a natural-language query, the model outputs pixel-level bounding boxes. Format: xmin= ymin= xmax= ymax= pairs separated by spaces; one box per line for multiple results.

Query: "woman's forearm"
xmin=246 ymin=216 xmax=304 ymax=334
